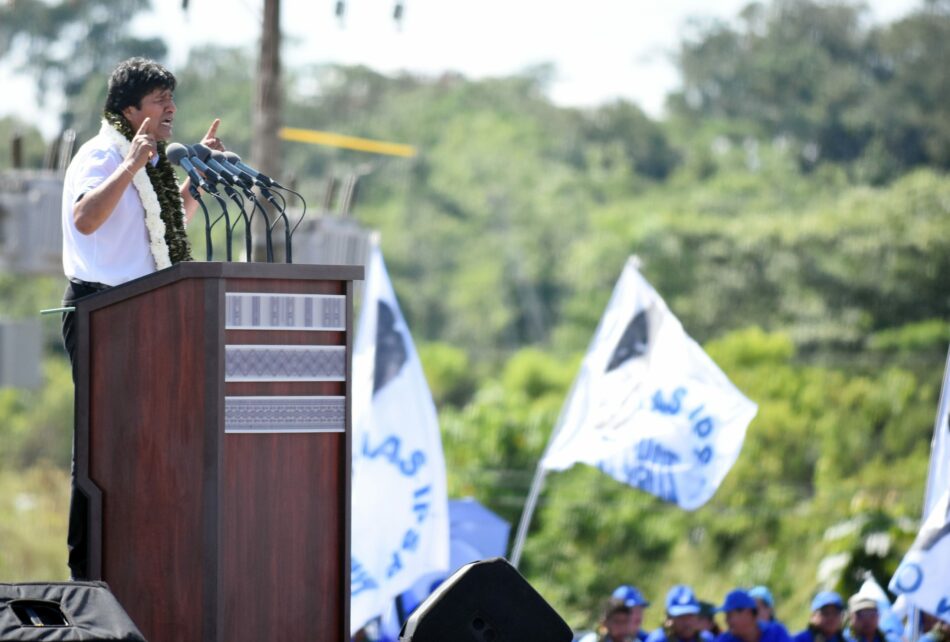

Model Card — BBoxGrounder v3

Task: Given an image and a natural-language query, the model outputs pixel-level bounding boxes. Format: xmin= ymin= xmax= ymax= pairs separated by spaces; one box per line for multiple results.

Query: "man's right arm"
xmin=72 ymin=159 xmax=140 ymax=235
xmin=72 ymin=117 xmax=156 ymax=235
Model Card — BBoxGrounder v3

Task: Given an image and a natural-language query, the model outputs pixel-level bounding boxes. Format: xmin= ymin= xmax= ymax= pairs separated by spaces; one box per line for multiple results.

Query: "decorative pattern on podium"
xmin=225 ymin=345 xmax=346 ymax=382
xmin=226 ymin=293 xmax=345 ymax=331
xmin=225 ymin=396 xmax=345 ymax=433
xmin=225 ymin=290 xmax=348 ymax=435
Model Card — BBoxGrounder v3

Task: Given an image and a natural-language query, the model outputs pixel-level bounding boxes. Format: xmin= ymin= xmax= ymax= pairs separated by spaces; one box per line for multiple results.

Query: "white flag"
xmin=541 ymin=258 xmax=758 ymax=510
xmin=924 ymin=347 xmax=950 ymax=518
xmin=889 ymin=489 xmax=950 ymax=623
xmin=889 ymin=346 xmax=950 ymax=624
xmin=349 ymin=243 xmax=450 ymax=634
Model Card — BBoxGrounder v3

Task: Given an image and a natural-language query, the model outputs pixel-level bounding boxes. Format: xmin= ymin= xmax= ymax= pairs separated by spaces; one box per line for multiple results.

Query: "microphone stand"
xmin=204 ymin=185 xmax=233 ymax=262
xmin=189 ymin=154 xmax=233 ymax=261
xmin=208 ymin=152 xmax=282 ymax=263
xmin=275 ymin=185 xmax=309 ymax=266
xmin=189 ymin=183 xmax=214 ymax=261
xmin=243 ymin=189 xmax=274 ymax=263
xmin=201 ymin=151 xmax=253 ymax=262
xmin=262 ymin=187 xmax=292 ymax=263
xmin=223 ymin=173 xmax=265 ymax=263
xmin=220 ymin=184 xmax=251 ymax=262
xmin=226 ymin=189 xmax=253 ymax=262
xmin=221 ymin=167 xmax=273 ymax=263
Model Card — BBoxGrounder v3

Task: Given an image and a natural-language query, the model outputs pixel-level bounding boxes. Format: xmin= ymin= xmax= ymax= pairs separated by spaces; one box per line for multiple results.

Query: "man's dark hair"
xmin=104 ymin=58 xmax=176 ymax=114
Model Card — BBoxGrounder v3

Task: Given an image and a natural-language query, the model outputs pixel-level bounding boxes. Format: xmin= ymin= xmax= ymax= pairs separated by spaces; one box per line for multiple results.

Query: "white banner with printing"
xmin=924 ymin=347 xmax=950 ymax=517
xmin=890 ymin=346 xmax=950 ymax=625
xmin=890 ymin=489 xmax=950 ymax=623
xmin=350 ymin=243 xmax=450 ymax=634
xmin=541 ymin=258 xmax=758 ymax=510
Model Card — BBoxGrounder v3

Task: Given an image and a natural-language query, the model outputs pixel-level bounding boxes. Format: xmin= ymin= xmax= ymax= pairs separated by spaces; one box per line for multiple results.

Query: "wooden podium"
xmin=72 ymin=262 xmax=362 ymax=641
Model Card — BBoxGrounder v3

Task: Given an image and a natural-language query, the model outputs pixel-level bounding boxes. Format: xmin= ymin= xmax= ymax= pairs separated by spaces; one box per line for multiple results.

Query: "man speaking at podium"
xmin=60 ymin=57 xmax=225 ymax=580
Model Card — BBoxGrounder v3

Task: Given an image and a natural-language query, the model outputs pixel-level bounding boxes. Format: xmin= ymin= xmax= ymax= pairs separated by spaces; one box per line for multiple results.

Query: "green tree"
xmin=0 ymin=0 xmax=166 ymax=139
xmin=578 ymin=100 xmax=680 ymax=181
xmin=669 ymin=0 xmax=950 ymax=179
xmin=417 ymin=342 xmax=478 ymax=408
xmin=856 ymin=2 xmax=950 ymax=181
xmin=672 ymin=1 xmax=873 ymax=161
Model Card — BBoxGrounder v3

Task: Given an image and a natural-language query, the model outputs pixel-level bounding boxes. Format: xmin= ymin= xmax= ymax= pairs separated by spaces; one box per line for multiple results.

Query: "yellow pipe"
xmin=279 ymin=127 xmax=417 ymax=158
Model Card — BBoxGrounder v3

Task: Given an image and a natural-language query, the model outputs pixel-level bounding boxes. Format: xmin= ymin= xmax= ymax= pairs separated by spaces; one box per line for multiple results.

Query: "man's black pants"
xmin=62 ymin=278 xmax=110 ymax=580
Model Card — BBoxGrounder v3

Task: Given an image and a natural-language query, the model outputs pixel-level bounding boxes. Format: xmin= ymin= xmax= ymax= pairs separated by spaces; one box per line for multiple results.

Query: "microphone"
xmin=222 ymin=152 xmax=283 ymax=189
xmin=219 ymin=151 xmax=282 ymax=208
xmin=194 ymin=147 xmax=255 ymax=262
xmin=183 ymin=145 xmax=223 ymax=188
xmin=210 ymin=151 xmax=255 ymax=190
xmin=216 ymin=153 xmax=308 ymax=264
xmin=183 ymin=146 xmax=234 ymax=261
xmin=216 ymin=152 xmax=283 ymax=262
xmin=167 ymin=143 xmax=211 ymax=192
xmin=167 ymin=142 xmax=214 ymax=260
xmin=191 ymin=143 xmax=241 ymax=187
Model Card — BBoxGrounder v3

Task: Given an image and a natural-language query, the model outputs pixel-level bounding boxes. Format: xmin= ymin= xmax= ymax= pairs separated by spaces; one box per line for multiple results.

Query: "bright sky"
xmin=1 ymin=0 xmax=922 ymax=138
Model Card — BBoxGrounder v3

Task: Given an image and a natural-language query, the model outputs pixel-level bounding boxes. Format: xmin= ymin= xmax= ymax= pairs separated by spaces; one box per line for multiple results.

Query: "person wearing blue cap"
xmin=749 ymin=587 xmax=778 ymax=625
xmin=715 ymin=589 xmax=792 ymax=642
xmin=792 ymin=592 xmax=846 ymax=642
xmin=699 ymin=602 xmax=723 ymax=638
xmin=612 ymin=585 xmax=651 ymax=642
xmin=579 ymin=585 xmax=652 ymax=642
xmin=748 ymin=586 xmax=791 ymax=635
xmin=646 ymin=586 xmax=715 ymax=642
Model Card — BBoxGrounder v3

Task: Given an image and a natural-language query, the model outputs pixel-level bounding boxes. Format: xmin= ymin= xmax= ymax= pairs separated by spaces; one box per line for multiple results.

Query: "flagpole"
xmin=509 ymin=356 xmax=592 ymax=569
xmin=510 ymin=255 xmax=642 ymax=569
xmin=509 ymin=461 xmax=548 ymax=568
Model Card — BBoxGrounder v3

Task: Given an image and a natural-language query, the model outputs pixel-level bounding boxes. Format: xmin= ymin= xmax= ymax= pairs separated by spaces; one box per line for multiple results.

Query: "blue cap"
xmin=749 ymin=586 xmax=774 ymax=608
xmin=612 ymin=585 xmax=650 ymax=608
xmin=666 ymin=585 xmax=701 ymax=616
xmin=811 ymin=591 xmax=844 ymax=612
xmin=719 ymin=589 xmax=757 ymax=613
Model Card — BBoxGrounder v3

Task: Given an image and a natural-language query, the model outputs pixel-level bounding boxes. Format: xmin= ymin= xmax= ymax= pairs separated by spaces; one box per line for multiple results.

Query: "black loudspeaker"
xmin=0 ymin=582 xmax=145 ymax=641
xmin=400 ymin=557 xmax=572 ymax=642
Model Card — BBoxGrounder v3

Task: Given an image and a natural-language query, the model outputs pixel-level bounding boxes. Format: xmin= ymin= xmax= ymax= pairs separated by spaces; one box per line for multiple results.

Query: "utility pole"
xmin=251 ymin=0 xmax=283 ymax=261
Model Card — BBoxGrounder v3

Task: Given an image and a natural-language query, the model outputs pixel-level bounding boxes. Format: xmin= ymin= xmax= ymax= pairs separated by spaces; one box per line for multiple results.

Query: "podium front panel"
xmin=76 ymin=263 xmax=356 ymax=642
xmin=220 ymin=277 xmax=349 ymax=642
xmin=87 ymin=278 xmax=213 ymax=641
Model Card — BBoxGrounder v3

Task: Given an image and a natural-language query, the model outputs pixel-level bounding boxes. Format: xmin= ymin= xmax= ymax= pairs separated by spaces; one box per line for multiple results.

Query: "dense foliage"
xmin=0 ymin=0 xmax=166 ymax=133
xmin=670 ymin=0 xmax=950 ymax=182
xmin=1 ymin=0 xmax=948 ymax=632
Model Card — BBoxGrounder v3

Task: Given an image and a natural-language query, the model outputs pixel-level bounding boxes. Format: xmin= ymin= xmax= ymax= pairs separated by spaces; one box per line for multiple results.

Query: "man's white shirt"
xmin=62 ymin=134 xmax=158 ymax=286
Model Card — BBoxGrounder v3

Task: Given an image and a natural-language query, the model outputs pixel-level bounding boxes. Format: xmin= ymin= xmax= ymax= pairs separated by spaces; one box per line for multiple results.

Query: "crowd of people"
xmin=578 ymin=584 xmax=950 ymax=642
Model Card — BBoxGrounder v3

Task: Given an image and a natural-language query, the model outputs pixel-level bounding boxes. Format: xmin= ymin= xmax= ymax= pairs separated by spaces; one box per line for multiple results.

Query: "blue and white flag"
xmin=540 ymin=258 xmax=758 ymax=510
xmin=889 ymin=489 xmax=950 ymax=623
xmin=890 ymin=346 xmax=950 ymax=624
xmin=924 ymin=347 xmax=950 ymax=518
xmin=350 ymin=242 xmax=450 ymax=634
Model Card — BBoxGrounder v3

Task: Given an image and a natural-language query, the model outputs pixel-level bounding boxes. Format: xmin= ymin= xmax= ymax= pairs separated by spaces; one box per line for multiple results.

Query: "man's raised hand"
xmin=127 ymin=117 xmax=157 ymax=171
xmin=201 ymin=118 xmax=225 ymax=151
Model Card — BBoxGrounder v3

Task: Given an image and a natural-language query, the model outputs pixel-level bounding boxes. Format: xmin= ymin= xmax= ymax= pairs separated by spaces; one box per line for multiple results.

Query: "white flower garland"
xmin=98 ymin=119 xmax=172 ymax=270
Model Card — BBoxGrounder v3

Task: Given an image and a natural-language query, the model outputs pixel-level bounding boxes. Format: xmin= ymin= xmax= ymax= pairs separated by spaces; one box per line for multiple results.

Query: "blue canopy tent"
xmin=372 ymin=497 xmax=511 ymax=640
xmin=446 ymin=497 xmax=511 ymax=569
xmin=401 ymin=497 xmax=511 ymax=610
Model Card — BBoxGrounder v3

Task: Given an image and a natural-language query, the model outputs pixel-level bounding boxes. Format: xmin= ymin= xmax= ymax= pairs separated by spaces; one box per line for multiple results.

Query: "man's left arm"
xmin=181 ymin=176 xmax=199 ymax=222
